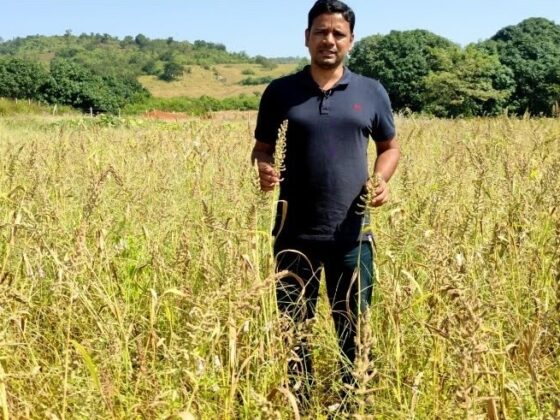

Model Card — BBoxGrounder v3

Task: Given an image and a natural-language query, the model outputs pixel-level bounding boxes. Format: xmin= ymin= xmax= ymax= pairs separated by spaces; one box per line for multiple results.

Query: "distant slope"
xmin=0 ymin=33 xmax=300 ymax=77
xmin=0 ymin=33 xmax=302 ymax=104
xmin=139 ymin=63 xmax=297 ymax=99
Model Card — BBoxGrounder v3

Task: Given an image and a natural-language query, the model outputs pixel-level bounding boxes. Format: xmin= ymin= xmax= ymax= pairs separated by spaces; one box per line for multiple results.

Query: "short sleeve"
xmin=371 ymin=82 xmax=396 ymax=142
xmin=254 ymin=81 xmax=285 ymax=145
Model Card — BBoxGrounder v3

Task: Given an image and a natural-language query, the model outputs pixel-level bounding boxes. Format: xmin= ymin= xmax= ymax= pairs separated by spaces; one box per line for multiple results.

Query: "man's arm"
xmin=251 ymin=140 xmax=280 ymax=192
xmin=370 ymin=137 xmax=400 ymax=207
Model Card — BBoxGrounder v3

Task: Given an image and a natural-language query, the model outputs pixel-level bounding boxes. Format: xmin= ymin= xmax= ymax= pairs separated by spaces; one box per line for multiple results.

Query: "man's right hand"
xmin=252 ymin=140 xmax=280 ymax=192
xmin=257 ymin=161 xmax=280 ymax=192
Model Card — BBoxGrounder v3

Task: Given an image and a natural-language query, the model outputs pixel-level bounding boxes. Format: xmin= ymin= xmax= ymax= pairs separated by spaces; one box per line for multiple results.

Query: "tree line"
xmin=349 ymin=18 xmax=560 ymax=117
xmin=0 ymin=18 xmax=559 ymax=116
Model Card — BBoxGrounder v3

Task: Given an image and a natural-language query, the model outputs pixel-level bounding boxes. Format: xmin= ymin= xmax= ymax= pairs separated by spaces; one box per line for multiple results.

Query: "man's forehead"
xmin=311 ymin=13 xmax=350 ymax=28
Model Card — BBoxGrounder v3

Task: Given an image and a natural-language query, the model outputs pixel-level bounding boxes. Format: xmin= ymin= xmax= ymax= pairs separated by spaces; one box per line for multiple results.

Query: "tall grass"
xmin=0 ymin=114 xmax=558 ymax=418
xmin=0 ymin=98 xmax=75 ymax=117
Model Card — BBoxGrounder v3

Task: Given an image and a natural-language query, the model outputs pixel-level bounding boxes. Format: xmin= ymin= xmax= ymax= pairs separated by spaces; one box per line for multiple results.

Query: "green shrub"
xmin=123 ymin=93 xmax=260 ymax=115
xmin=239 ymin=76 xmax=274 ymax=86
xmin=159 ymin=61 xmax=184 ymax=81
xmin=43 ymin=59 xmax=149 ymax=113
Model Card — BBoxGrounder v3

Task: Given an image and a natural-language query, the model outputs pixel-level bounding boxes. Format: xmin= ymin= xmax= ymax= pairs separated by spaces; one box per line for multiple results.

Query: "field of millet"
xmin=0 ymin=114 xmax=558 ymax=418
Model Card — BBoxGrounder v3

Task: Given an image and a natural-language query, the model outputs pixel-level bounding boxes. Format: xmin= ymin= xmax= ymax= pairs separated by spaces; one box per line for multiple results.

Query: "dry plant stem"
xmin=62 ymin=289 xmax=75 ymax=420
xmin=0 ymin=361 xmax=9 ymax=420
xmin=269 ymin=119 xmax=288 ymax=243
xmin=348 ymin=172 xmax=383 ymax=415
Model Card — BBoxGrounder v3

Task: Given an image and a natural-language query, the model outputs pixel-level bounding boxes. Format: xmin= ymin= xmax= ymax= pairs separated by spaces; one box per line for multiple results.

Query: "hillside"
xmin=0 ymin=33 xmax=298 ymax=78
xmin=0 ymin=33 xmax=302 ymax=113
xmin=139 ymin=63 xmax=297 ymax=99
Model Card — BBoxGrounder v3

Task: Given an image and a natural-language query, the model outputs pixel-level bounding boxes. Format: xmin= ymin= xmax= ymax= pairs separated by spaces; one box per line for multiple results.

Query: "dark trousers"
xmin=274 ymin=238 xmax=375 ymax=387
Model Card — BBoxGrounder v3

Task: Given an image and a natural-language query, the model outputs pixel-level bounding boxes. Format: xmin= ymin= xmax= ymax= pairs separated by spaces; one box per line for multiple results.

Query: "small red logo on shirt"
xmin=353 ymin=103 xmax=362 ymax=112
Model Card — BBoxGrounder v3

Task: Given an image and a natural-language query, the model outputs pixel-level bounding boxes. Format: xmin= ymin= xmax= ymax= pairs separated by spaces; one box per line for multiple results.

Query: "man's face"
xmin=305 ymin=13 xmax=354 ymax=70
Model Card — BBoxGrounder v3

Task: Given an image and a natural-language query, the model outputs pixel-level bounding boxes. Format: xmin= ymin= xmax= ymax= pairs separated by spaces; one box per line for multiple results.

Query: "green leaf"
xmin=71 ymin=340 xmax=101 ymax=392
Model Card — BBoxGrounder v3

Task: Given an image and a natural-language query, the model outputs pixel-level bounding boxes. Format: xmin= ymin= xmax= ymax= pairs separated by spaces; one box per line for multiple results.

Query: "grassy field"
xmin=139 ymin=63 xmax=298 ymax=99
xmin=0 ymin=114 xmax=559 ymax=419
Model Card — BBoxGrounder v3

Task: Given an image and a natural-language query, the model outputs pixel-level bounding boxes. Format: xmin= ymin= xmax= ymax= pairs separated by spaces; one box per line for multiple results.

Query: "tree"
xmin=349 ymin=30 xmax=457 ymax=112
xmin=423 ymin=46 xmax=515 ymax=117
xmin=43 ymin=59 xmax=149 ymax=113
xmin=483 ymin=18 xmax=560 ymax=115
xmin=193 ymin=40 xmax=226 ymax=51
xmin=134 ymin=33 xmax=149 ymax=48
xmin=159 ymin=60 xmax=184 ymax=81
xmin=121 ymin=35 xmax=134 ymax=47
xmin=141 ymin=59 xmax=160 ymax=76
xmin=0 ymin=57 xmax=49 ymax=99
xmin=159 ymin=50 xmax=175 ymax=62
xmin=295 ymin=57 xmax=310 ymax=72
xmin=254 ymin=55 xmax=277 ymax=70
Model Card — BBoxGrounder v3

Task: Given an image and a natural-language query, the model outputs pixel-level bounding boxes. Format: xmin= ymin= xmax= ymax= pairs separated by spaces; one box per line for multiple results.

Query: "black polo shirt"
xmin=255 ymin=66 xmax=395 ymax=242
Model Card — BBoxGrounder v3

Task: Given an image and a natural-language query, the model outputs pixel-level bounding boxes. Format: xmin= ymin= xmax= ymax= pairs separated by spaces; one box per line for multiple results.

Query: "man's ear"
xmin=349 ymin=33 xmax=355 ymax=51
xmin=305 ymin=29 xmax=310 ymax=47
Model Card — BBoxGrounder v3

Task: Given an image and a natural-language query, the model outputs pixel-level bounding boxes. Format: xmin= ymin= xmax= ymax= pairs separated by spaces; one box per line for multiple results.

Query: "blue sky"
xmin=1 ymin=0 xmax=559 ymax=57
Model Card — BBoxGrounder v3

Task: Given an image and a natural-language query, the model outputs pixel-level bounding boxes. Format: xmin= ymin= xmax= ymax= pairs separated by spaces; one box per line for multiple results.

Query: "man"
xmin=251 ymin=0 xmax=400 ymax=405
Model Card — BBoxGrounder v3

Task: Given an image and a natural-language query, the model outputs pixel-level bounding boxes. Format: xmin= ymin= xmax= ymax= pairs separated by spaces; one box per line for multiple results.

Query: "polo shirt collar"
xmin=299 ymin=65 xmax=352 ymax=91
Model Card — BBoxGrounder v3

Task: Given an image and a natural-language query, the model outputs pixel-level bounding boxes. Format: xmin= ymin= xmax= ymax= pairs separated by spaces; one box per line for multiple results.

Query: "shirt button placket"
xmin=320 ymin=90 xmax=331 ymax=115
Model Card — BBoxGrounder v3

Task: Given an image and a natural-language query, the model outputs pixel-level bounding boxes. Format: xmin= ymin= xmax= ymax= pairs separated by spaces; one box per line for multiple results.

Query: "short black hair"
xmin=308 ymin=0 xmax=355 ymax=33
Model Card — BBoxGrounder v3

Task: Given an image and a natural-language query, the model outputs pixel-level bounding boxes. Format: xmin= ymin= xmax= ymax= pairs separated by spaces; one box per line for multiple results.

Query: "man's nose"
xmin=322 ymin=32 xmax=335 ymax=45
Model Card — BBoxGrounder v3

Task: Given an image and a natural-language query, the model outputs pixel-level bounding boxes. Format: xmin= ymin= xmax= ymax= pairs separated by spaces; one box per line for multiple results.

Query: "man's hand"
xmin=252 ymin=140 xmax=280 ymax=192
xmin=368 ymin=174 xmax=389 ymax=207
xmin=368 ymin=137 xmax=400 ymax=207
xmin=257 ymin=161 xmax=280 ymax=192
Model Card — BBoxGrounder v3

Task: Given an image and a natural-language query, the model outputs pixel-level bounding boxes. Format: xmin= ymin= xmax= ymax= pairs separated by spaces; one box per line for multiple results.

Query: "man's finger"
xmin=374 ymin=180 xmax=386 ymax=196
xmin=261 ymin=174 xmax=278 ymax=183
xmin=260 ymin=182 xmax=275 ymax=192
xmin=260 ymin=176 xmax=279 ymax=188
xmin=370 ymin=187 xmax=389 ymax=207
xmin=258 ymin=163 xmax=277 ymax=174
